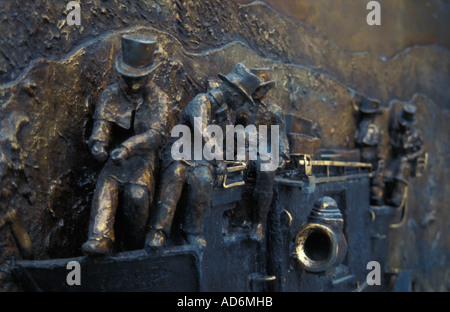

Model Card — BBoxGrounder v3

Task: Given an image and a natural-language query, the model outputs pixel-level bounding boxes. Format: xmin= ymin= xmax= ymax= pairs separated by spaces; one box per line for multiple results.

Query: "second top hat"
xmin=218 ymin=63 xmax=262 ymax=106
xmin=398 ymin=104 xmax=417 ymax=127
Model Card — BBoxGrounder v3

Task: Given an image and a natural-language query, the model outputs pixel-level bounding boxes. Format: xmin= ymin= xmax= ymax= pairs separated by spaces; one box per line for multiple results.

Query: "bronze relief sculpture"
xmin=2 ymin=41 xmax=428 ymax=291
xmin=1 ymin=0 xmax=445 ymax=293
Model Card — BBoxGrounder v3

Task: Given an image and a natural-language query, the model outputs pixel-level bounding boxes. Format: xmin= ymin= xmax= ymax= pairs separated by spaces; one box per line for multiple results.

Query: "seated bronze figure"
xmin=82 ymin=34 xmax=172 ymax=255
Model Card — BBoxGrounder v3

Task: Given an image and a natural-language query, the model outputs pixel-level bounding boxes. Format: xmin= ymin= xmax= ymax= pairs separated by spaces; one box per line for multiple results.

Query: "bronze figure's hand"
xmin=214 ymin=160 xmax=228 ymax=176
xmin=111 ymin=146 xmax=128 ymax=165
xmin=91 ymin=141 xmax=108 ymax=162
xmin=278 ymin=157 xmax=287 ymax=169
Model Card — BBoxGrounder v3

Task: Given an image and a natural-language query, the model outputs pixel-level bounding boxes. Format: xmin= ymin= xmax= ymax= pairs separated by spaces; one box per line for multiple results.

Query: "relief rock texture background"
xmin=0 ymin=0 xmax=448 ymax=291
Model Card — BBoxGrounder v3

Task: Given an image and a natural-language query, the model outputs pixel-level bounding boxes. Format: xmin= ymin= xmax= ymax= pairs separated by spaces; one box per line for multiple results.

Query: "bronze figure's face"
xmin=122 ymin=75 xmax=148 ymax=92
xmin=217 ymin=63 xmax=262 ymax=109
xmin=223 ymin=85 xmax=247 ymax=110
xmin=398 ymin=104 xmax=417 ymax=130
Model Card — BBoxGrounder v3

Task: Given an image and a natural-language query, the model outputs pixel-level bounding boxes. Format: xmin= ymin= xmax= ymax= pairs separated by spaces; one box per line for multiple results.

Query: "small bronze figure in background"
xmin=82 ymin=34 xmax=172 ymax=255
xmin=386 ymin=104 xmax=425 ymax=207
xmin=354 ymin=97 xmax=384 ymax=206
xmin=146 ymin=63 xmax=262 ymax=249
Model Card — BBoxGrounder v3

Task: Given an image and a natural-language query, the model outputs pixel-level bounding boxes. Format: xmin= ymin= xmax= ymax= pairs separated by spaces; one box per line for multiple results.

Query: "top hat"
xmin=218 ymin=63 xmax=262 ymax=106
xmin=398 ymin=104 xmax=417 ymax=127
xmin=115 ymin=34 xmax=158 ymax=78
xmin=359 ymin=97 xmax=381 ymax=114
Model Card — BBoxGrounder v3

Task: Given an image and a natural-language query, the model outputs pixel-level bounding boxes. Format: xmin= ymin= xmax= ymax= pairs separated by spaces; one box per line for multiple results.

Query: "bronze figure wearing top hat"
xmin=115 ymin=34 xmax=159 ymax=78
xmin=386 ymin=104 xmax=425 ymax=207
xmin=81 ymin=34 xmax=172 ymax=255
xmin=354 ymin=96 xmax=384 ymax=205
xmin=233 ymin=68 xmax=289 ymax=241
xmin=146 ymin=63 xmax=262 ymax=249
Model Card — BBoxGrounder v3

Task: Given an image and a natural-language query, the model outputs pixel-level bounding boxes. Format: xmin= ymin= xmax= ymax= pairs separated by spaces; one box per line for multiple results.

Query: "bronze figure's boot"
xmin=249 ymin=191 xmax=273 ymax=241
xmin=81 ymin=237 xmax=114 ymax=256
xmin=183 ymin=232 xmax=207 ymax=248
xmin=82 ymin=177 xmax=119 ymax=255
xmin=145 ymin=228 xmax=168 ymax=249
xmin=145 ymin=200 xmax=177 ymax=249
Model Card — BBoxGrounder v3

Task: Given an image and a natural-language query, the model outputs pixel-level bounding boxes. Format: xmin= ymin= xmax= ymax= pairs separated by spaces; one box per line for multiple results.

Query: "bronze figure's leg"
xmin=82 ymin=176 xmax=119 ymax=255
xmin=250 ymin=159 xmax=276 ymax=241
xmin=122 ymin=184 xmax=150 ymax=251
xmin=146 ymin=162 xmax=187 ymax=249
xmin=389 ymin=158 xmax=411 ymax=207
xmin=183 ymin=165 xmax=214 ymax=247
xmin=362 ymin=149 xmax=384 ymax=205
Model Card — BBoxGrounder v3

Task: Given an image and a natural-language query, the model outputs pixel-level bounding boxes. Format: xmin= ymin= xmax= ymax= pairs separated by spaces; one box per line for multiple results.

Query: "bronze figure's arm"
xmin=404 ymin=147 xmax=426 ymax=162
xmin=112 ymin=89 xmax=172 ymax=164
xmin=88 ymin=119 xmax=112 ymax=162
xmin=118 ymin=128 xmax=164 ymax=157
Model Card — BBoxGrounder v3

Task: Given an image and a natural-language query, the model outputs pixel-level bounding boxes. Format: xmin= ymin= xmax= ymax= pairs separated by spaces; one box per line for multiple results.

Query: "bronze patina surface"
xmin=0 ymin=0 xmax=448 ymax=292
